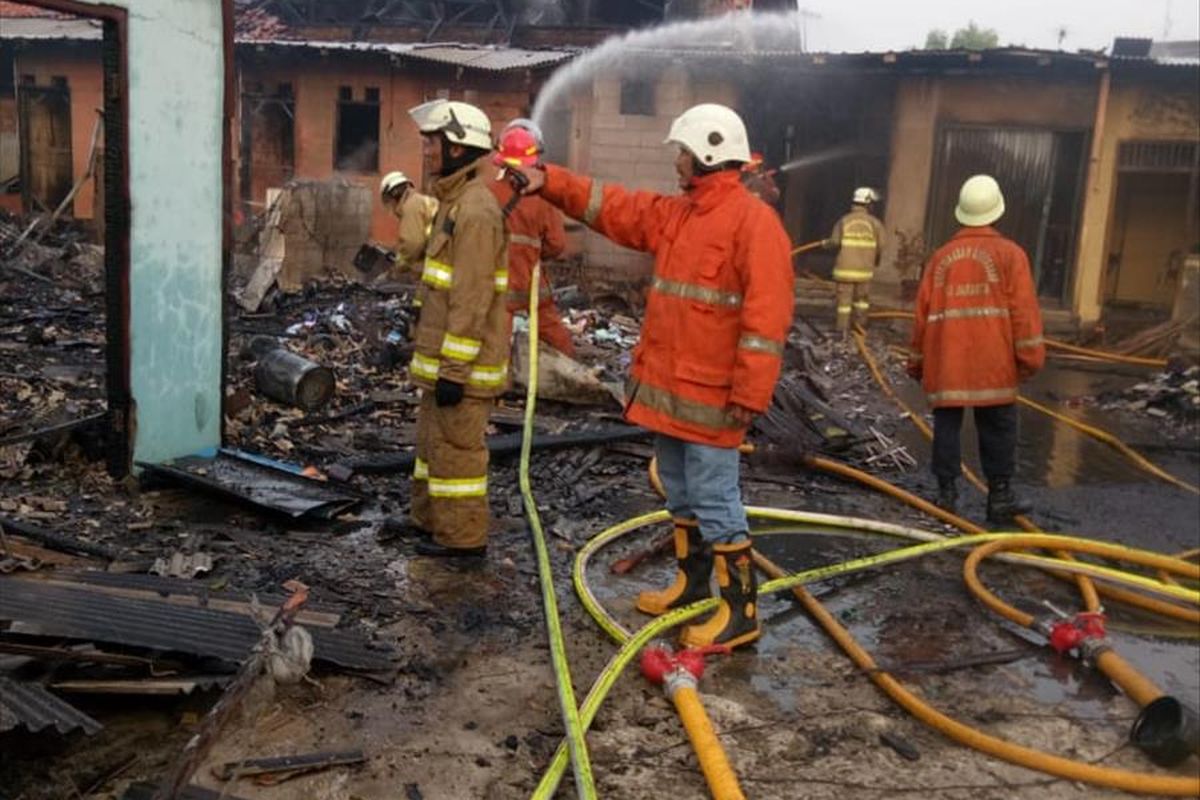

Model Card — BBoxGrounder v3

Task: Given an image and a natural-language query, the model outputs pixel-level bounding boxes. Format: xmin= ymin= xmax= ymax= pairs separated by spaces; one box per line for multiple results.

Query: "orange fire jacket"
xmin=908 ymin=226 xmax=1046 ymax=408
xmin=487 ymin=177 xmax=566 ymax=311
xmin=541 ymin=165 xmax=794 ymax=447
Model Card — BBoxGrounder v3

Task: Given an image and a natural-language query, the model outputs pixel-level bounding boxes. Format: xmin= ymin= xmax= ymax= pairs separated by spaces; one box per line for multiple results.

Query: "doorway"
xmin=17 ymin=77 xmax=73 ymax=213
xmin=926 ymin=125 xmax=1088 ymax=305
xmin=1105 ymin=141 xmax=1200 ymax=309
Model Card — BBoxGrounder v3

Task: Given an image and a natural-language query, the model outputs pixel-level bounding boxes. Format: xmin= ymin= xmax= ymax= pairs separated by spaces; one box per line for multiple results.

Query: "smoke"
xmin=516 ymin=0 xmax=566 ymax=26
xmin=531 ymin=10 xmax=808 ymax=125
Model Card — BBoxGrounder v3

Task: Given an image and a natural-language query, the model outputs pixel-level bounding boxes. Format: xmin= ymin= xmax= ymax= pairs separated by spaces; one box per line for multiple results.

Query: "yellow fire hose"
xmin=558 ymin=507 xmax=1200 ymax=796
xmin=519 ymin=261 xmax=596 ymax=798
xmin=791 ymin=239 xmax=826 ymax=256
xmin=1016 ymin=393 xmax=1200 ymax=495
xmin=865 ymin=309 xmax=1171 ymax=368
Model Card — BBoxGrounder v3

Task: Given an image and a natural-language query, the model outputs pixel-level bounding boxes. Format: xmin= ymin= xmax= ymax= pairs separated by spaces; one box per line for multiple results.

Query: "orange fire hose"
xmin=963 ymin=536 xmax=1200 ymax=707
xmin=752 ymin=547 xmax=1200 ymax=796
xmin=672 ymin=684 xmax=744 ymax=800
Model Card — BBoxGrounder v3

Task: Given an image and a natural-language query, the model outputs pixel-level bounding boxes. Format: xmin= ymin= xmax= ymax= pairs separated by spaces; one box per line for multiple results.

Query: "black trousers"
xmin=931 ymin=404 xmax=1017 ymax=483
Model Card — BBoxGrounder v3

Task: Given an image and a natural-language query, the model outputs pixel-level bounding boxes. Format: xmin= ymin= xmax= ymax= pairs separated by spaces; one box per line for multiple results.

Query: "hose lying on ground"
xmin=520 ymin=261 xmax=596 ymax=799
xmin=551 ymin=508 xmax=1200 ymax=797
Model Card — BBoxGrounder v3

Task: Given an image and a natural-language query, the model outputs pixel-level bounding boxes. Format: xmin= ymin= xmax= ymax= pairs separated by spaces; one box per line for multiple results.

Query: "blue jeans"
xmin=655 ymin=434 xmax=748 ymax=543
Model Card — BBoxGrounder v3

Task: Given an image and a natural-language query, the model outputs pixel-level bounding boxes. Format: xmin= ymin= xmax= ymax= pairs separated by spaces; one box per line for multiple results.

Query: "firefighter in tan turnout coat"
xmin=403 ymin=99 xmax=509 ymax=559
xmin=825 ymin=187 xmax=886 ymax=336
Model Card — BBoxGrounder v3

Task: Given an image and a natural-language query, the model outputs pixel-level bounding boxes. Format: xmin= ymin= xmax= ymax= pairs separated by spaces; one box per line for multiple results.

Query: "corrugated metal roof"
xmin=0 ymin=17 xmax=101 ymax=40
xmin=1148 ymin=40 xmax=1200 ymax=66
xmin=0 ymin=677 xmax=102 ymax=736
xmin=405 ymin=43 xmax=576 ymax=71
xmin=0 ymin=578 xmax=392 ymax=671
xmin=240 ymin=39 xmax=576 ymax=71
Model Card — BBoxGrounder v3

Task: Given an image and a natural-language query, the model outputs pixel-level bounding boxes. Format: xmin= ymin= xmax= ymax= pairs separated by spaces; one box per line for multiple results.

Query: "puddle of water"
xmin=889 ymin=361 xmax=1200 ymax=490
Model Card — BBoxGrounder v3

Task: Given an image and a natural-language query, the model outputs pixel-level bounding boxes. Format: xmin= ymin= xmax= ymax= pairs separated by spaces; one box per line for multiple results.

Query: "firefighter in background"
xmin=511 ymin=104 xmax=794 ymax=649
xmin=825 ymin=187 xmax=885 ymax=336
xmin=488 ymin=119 xmax=575 ymax=357
xmin=402 ymin=99 xmax=509 ymax=559
xmin=379 ymin=171 xmax=439 ymax=273
xmin=740 ymin=151 xmax=780 ymax=207
xmin=909 ymin=174 xmax=1045 ymax=523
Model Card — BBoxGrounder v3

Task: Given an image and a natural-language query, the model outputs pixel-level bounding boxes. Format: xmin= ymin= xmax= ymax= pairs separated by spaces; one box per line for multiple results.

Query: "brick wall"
xmin=238 ymin=54 xmax=541 ymax=243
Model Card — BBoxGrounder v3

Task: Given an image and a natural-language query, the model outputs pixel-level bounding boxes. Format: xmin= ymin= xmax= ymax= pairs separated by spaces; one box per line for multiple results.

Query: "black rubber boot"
xmin=636 ymin=521 xmax=713 ymax=616
xmin=379 ymin=518 xmax=430 ymax=541
xmin=987 ymin=479 xmax=1030 ymax=524
xmin=936 ymin=478 xmax=959 ymax=514
xmin=679 ymin=538 xmax=760 ymax=650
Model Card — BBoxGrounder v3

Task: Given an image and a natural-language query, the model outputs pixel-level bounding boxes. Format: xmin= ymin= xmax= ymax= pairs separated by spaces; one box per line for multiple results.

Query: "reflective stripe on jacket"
xmin=409 ymin=156 xmax=511 ymax=398
xmin=909 ymin=226 xmax=1046 ymax=408
xmin=488 ymin=178 xmax=566 ymax=313
xmin=541 ymin=165 xmax=794 ymax=448
xmin=829 ymin=207 xmax=885 ymax=282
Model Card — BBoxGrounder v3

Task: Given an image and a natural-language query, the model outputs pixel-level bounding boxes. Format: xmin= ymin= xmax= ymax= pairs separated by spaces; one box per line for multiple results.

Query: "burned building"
xmin=553 ymin=31 xmax=1199 ymax=327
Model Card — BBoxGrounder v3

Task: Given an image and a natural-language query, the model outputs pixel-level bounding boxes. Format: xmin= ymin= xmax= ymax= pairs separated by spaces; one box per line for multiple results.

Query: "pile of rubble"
xmin=1096 ymin=365 xmax=1200 ymax=423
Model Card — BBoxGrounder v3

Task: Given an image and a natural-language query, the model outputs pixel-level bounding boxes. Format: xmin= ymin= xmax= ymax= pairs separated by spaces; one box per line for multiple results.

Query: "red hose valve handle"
xmin=640 ymin=644 xmax=731 ymax=685
xmin=1048 ymin=612 xmax=1107 ymax=655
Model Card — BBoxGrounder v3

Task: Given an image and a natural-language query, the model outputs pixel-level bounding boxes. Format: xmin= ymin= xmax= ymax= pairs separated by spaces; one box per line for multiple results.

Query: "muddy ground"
xmin=1 ymin=265 xmax=1198 ymax=799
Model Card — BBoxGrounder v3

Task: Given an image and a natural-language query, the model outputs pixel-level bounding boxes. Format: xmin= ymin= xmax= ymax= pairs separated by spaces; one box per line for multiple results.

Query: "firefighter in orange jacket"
xmin=909 ymin=174 xmax=1045 ymax=523
xmin=488 ymin=119 xmax=575 ymax=357
xmin=513 ymin=104 xmax=795 ymax=649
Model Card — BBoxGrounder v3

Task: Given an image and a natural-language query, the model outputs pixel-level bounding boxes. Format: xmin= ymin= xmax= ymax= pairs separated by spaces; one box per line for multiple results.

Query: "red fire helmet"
xmin=493 ymin=125 xmax=542 ymax=168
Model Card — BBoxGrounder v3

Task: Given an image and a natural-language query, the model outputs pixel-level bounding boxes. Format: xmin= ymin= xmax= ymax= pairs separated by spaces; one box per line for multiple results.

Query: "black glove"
xmin=434 ymin=378 xmax=465 ymax=408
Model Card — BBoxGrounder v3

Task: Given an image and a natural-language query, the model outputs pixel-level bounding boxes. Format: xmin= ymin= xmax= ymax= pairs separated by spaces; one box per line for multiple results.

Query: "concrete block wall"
xmin=575 ymin=66 xmax=740 ymax=282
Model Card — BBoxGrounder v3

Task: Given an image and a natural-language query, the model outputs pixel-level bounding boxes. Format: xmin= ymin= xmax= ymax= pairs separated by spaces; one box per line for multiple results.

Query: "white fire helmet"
xmin=380 ymin=171 xmax=412 ymax=198
xmin=408 ymin=99 xmax=493 ymax=150
xmin=955 ymin=174 xmax=1006 ymax=227
xmin=853 ymin=187 xmax=880 ymax=205
xmin=664 ymin=103 xmax=751 ymax=167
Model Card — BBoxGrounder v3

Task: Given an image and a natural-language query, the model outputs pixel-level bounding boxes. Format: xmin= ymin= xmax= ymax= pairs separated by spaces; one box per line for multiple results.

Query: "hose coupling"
xmin=1047 ymin=611 xmax=1108 ymax=657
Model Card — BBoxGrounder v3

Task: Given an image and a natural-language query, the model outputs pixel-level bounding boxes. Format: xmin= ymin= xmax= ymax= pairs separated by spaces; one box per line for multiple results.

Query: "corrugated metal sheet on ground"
xmin=0 ymin=580 xmax=391 ymax=671
xmin=139 ymin=450 xmax=361 ymax=519
xmin=62 ymin=571 xmax=346 ymax=625
xmin=0 ymin=677 xmax=102 ymax=736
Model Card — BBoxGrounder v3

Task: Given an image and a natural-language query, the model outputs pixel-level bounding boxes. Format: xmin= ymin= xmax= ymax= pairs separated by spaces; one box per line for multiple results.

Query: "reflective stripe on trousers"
xmin=409 ymin=392 xmax=491 ymax=549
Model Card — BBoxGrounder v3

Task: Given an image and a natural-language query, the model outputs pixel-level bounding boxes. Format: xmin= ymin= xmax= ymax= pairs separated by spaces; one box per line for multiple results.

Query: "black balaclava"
xmin=440 ymin=136 xmax=488 ymax=177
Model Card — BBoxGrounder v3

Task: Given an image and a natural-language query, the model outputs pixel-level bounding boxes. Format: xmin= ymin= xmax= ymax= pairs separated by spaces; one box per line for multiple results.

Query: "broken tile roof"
xmin=0 ymin=1 xmax=66 ymax=17
xmin=234 ymin=6 xmax=291 ymax=42
xmin=0 ymin=677 xmax=103 ymax=736
xmin=0 ymin=16 xmax=101 ymax=40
